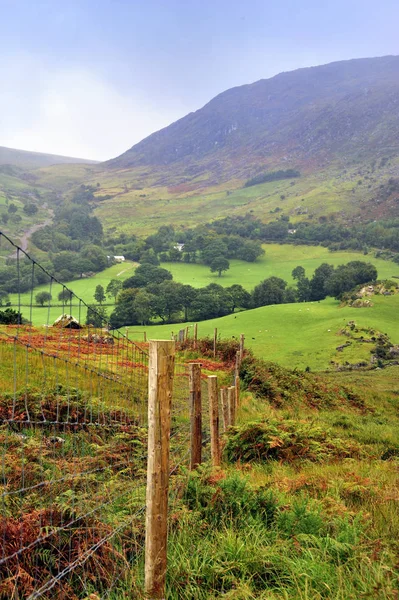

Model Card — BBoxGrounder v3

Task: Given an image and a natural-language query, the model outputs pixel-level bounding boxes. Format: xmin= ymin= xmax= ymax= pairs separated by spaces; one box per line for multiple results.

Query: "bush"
xmin=224 ymin=419 xmax=366 ymax=463
xmin=239 ymin=354 xmax=366 ymax=409
xmin=184 ymin=469 xmax=277 ymax=529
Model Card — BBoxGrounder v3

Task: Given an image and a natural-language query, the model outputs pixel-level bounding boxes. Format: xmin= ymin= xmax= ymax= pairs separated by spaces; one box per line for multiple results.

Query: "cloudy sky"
xmin=1 ymin=0 xmax=399 ymax=161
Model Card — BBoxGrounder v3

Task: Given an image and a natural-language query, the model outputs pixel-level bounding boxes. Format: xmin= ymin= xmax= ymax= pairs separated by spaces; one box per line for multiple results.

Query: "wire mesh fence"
xmin=0 ymin=230 xmax=216 ymax=598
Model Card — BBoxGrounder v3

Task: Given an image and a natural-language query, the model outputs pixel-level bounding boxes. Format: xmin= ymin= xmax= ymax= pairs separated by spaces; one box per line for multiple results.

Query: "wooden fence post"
xmin=220 ymin=387 xmax=229 ymax=431
xmin=145 ymin=340 xmax=175 ymax=599
xmin=239 ymin=333 xmax=245 ymax=363
xmin=185 ymin=326 xmax=189 ymax=340
xmin=235 ymin=351 xmax=240 ymax=409
xmin=208 ymin=375 xmax=220 ymax=467
xmin=228 ymin=386 xmax=236 ymax=427
xmin=193 ymin=323 xmax=198 ymax=349
xmin=213 ymin=328 xmax=218 ymax=358
xmin=189 ymin=363 xmax=202 ymax=470
xmin=143 ymin=331 xmax=147 ymax=342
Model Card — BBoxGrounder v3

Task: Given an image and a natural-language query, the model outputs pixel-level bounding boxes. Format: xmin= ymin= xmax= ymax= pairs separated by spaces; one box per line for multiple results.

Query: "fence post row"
xmin=145 ymin=340 xmax=175 ymax=599
xmin=189 ymin=362 xmax=202 ymax=470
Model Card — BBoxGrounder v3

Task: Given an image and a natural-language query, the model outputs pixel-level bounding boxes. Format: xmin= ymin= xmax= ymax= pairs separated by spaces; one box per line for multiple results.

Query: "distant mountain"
xmin=106 ymin=56 xmax=399 ymax=180
xmin=0 ymin=146 xmax=98 ymax=170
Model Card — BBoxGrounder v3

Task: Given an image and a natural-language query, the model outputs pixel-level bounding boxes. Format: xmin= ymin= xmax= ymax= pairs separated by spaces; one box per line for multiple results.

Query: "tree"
xmin=52 ymin=252 xmax=78 ymax=275
xmin=210 ymin=256 xmax=230 ymax=277
xmin=139 ymin=248 xmax=160 ymax=265
xmin=86 ymin=304 xmax=108 ymax=328
xmin=23 ymin=203 xmax=38 ymax=216
xmin=147 ymin=281 xmax=184 ymax=322
xmin=133 ymin=290 xmax=155 ymax=325
xmin=310 ymin=263 xmax=335 ymax=301
xmin=202 ymin=239 xmax=229 ymax=266
xmin=7 ymin=203 xmax=17 ymax=214
xmin=109 ymin=289 xmax=138 ymax=328
xmin=292 ymin=266 xmax=306 ymax=280
xmin=296 ymin=277 xmax=312 ymax=302
xmin=190 ymin=292 xmax=221 ymax=321
xmin=58 ymin=289 xmax=74 ymax=302
xmin=81 ymin=245 xmax=107 ymax=271
xmin=73 ymin=258 xmax=95 ymax=278
xmin=180 ymin=284 xmax=197 ymax=321
xmin=123 ymin=264 xmax=173 ymax=289
xmin=94 ymin=284 xmax=106 ymax=305
xmin=226 ymin=284 xmax=251 ymax=311
xmin=252 ymin=277 xmax=287 ymax=308
xmin=236 ymin=241 xmax=265 ymax=262
xmin=1 ymin=213 xmax=9 ymax=224
xmin=35 ymin=291 xmax=52 ymax=306
xmin=106 ymin=279 xmax=123 ymax=301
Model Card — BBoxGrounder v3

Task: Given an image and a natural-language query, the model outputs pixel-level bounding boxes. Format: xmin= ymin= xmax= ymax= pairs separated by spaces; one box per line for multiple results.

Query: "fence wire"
xmin=0 ymin=230 xmax=214 ymax=598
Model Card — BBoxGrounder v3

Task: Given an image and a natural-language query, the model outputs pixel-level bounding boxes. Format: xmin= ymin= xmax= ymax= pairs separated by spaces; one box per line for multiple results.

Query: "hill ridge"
xmin=105 ymin=55 xmax=399 ymax=180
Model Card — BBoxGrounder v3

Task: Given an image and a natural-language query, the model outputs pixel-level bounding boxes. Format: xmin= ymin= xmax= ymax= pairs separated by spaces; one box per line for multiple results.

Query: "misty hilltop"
xmin=0 ymin=146 xmax=98 ymax=171
xmin=106 ymin=56 xmax=399 ymax=178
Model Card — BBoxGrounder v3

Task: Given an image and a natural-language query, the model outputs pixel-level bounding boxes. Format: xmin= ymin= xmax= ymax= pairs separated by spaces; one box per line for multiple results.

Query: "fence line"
xmin=0 ymin=230 xmax=235 ymax=598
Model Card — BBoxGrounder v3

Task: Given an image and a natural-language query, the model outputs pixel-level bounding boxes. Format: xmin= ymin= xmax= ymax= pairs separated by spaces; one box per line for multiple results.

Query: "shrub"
xmin=224 ymin=419 xmax=366 ymax=463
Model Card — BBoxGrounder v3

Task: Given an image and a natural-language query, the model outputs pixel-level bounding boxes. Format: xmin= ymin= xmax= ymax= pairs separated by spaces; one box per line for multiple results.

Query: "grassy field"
xmin=129 ymin=294 xmax=399 ymax=371
xmin=162 ymin=244 xmax=399 ymax=289
xmin=8 ymin=261 xmax=138 ymax=325
xmin=8 ymin=245 xmax=399 ymax=362
xmin=10 ymin=243 xmax=398 ymax=310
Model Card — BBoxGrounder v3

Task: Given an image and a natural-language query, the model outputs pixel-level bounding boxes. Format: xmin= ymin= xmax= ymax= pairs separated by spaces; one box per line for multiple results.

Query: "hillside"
xmin=0 ymin=145 xmax=97 ymax=170
xmin=106 ymin=56 xmax=399 ymax=184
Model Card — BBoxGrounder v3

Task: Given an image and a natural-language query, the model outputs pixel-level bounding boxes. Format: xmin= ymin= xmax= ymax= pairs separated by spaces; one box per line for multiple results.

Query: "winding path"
xmin=12 ymin=208 xmax=54 ymax=256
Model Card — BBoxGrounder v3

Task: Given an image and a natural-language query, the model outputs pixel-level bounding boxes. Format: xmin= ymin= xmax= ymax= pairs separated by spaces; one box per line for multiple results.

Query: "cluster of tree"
xmin=190 ymin=214 xmax=399 ymax=257
xmin=1 ymin=197 xmax=40 ymax=225
xmin=0 ymin=258 xmax=53 ymax=294
xmin=105 ymin=224 xmax=265 ymax=270
xmin=24 ymin=180 xmax=109 ymax=283
xmin=293 ymin=219 xmax=399 ymax=255
xmin=108 ymin=258 xmax=377 ymax=328
xmin=109 ymin=280 xmax=252 ymax=328
xmin=244 ymin=169 xmax=301 ymax=188
xmin=34 ymin=289 xmax=74 ymax=306
xmin=289 ymin=261 xmax=378 ymax=302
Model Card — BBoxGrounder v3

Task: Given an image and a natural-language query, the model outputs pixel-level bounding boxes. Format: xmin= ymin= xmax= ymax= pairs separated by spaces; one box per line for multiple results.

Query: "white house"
xmin=113 ymin=255 xmax=125 ymax=262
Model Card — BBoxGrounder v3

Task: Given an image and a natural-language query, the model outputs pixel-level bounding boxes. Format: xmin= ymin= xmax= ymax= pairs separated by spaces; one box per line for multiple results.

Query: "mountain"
xmin=0 ymin=146 xmax=98 ymax=170
xmin=106 ymin=56 xmax=399 ymax=181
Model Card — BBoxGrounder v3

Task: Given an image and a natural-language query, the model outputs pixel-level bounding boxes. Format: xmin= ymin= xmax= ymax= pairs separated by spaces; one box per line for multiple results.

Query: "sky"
xmin=1 ymin=0 xmax=399 ymax=161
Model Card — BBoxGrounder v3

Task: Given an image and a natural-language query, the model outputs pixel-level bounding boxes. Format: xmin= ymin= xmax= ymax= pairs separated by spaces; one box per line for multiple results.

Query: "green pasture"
xmin=8 ymin=245 xmax=397 ymax=319
xmin=8 ymin=244 xmax=399 ymax=333
xmin=162 ymin=244 xmax=398 ymax=289
xmin=8 ymin=260 xmax=138 ymax=324
xmin=129 ymin=295 xmax=399 ymax=372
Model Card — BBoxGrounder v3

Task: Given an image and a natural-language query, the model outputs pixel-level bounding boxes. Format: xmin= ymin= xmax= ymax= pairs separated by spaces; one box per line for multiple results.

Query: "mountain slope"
xmin=106 ymin=56 xmax=399 ymax=178
xmin=0 ymin=146 xmax=98 ymax=170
